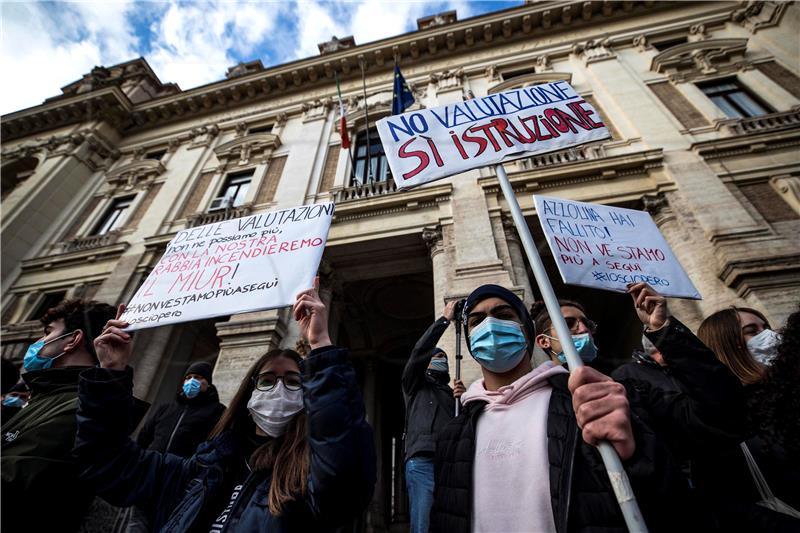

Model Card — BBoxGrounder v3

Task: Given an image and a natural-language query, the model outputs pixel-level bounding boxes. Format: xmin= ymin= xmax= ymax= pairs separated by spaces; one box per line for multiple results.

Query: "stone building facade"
xmin=2 ymin=1 xmax=799 ymax=529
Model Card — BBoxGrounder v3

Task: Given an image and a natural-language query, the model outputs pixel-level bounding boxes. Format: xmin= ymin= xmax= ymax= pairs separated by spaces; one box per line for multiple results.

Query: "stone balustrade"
xmin=332 ymin=178 xmax=398 ymax=203
xmin=61 ymin=231 xmax=119 ymax=252
xmin=186 ymin=204 xmax=252 ymax=227
xmin=727 ymin=108 xmax=800 ymax=135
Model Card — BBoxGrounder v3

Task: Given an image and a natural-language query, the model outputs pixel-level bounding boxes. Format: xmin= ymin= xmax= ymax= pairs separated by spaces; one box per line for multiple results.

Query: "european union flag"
xmin=392 ymin=63 xmax=415 ymax=115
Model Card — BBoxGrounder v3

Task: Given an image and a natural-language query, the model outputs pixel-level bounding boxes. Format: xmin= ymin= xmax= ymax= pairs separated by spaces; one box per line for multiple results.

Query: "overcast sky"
xmin=1 ymin=0 xmax=522 ymax=115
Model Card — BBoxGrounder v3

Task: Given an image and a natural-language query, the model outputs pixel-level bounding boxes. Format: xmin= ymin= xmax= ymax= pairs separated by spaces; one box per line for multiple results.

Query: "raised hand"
xmin=442 ymin=300 xmax=457 ymax=321
xmin=569 ymin=366 xmax=634 ymax=461
xmin=94 ymin=304 xmax=133 ymax=371
xmin=293 ymin=277 xmax=332 ymax=350
xmin=627 ymin=282 xmax=668 ymax=331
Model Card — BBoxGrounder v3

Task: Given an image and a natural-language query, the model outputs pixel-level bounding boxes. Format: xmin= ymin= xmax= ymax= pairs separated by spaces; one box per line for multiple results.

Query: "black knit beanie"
xmin=462 ymin=284 xmax=536 ymax=354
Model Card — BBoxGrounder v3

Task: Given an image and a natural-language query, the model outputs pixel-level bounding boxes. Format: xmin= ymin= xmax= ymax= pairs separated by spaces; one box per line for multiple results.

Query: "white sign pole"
xmin=495 ymin=163 xmax=648 ymax=533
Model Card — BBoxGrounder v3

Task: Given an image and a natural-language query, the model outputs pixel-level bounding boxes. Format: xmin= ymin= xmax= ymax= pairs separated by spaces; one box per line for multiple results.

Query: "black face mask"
xmin=427 ymin=369 xmax=450 ymax=385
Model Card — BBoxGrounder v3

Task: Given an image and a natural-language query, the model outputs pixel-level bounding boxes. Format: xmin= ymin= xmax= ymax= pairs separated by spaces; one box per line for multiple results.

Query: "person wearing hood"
xmin=72 ymin=279 xmax=376 ymax=532
xmin=1 ymin=299 xmax=117 ymax=533
xmin=402 ymin=300 xmax=460 ymax=533
xmin=430 ymin=284 xmax=704 ymax=533
xmin=137 ymin=361 xmax=226 ymax=457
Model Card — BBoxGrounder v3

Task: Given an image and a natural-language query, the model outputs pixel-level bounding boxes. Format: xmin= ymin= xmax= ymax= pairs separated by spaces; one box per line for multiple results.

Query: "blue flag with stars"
xmin=392 ymin=63 xmax=415 ymax=115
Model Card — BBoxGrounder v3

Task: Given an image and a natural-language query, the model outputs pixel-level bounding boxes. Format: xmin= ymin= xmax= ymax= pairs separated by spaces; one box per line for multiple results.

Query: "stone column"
xmin=502 ymin=215 xmax=535 ymax=307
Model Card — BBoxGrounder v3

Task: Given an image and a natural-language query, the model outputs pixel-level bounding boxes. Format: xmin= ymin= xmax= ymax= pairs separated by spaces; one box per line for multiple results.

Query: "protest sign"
xmin=533 ymin=195 xmax=701 ymax=299
xmin=376 ymin=81 xmax=610 ymax=189
xmin=120 ymin=202 xmax=335 ymax=330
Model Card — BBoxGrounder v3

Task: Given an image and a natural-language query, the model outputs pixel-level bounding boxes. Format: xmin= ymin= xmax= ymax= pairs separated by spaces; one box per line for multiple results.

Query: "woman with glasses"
xmin=72 ymin=280 xmax=376 ymax=532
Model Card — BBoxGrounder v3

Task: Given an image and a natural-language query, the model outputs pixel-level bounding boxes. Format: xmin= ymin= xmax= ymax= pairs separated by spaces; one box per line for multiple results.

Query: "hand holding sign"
xmin=95 ymin=304 xmax=133 ymax=371
xmin=293 ymin=277 xmax=332 ymax=350
xmin=628 ymin=282 xmax=669 ymax=331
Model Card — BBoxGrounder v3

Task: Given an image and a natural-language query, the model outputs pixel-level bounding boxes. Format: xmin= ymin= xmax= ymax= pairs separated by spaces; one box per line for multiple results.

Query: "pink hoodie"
xmin=462 ymin=361 xmax=568 ymax=533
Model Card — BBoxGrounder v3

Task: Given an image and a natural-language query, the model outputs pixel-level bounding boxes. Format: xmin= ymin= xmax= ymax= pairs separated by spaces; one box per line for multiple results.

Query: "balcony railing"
xmin=61 ymin=231 xmax=119 ymax=253
xmin=727 ymin=108 xmax=800 ymax=136
xmin=516 ymin=144 xmax=597 ymax=171
xmin=332 ymin=179 xmax=398 ymax=203
xmin=186 ymin=204 xmax=252 ymax=227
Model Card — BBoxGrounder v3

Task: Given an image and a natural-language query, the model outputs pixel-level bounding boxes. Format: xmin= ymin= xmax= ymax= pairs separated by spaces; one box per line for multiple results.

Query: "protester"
xmin=612 ymin=335 xmax=682 ymax=392
xmin=697 ymin=306 xmax=800 ymax=531
xmin=1 ymin=381 xmax=30 ymax=425
xmin=137 ymin=361 xmax=225 ymax=457
xmin=73 ymin=280 xmax=376 ymax=531
xmin=402 ymin=300 xmax=461 ymax=533
xmin=1 ymin=299 xmax=118 ymax=533
xmin=430 ymin=284 xmax=697 ymax=532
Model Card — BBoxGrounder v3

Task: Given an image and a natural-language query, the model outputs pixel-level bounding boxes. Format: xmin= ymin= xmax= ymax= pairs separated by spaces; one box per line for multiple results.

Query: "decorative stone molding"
xmin=535 ymin=54 xmax=552 ymax=73
xmin=650 ymin=38 xmax=748 ymax=83
xmin=105 ymin=159 xmax=165 ymax=190
xmin=633 ymin=34 xmax=648 ymax=51
xmin=572 ymin=39 xmax=616 ymax=64
xmin=488 ymin=72 xmax=572 ymax=94
xmin=731 ymin=1 xmax=787 ymax=33
xmin=301 ymin=98 xmax=333 ymax=122
xmin=642 ymin=191 xmax=677 ymax=226
xmin=430 ymin=69 xmax=465 ymax=91
xmin=186 ymin=204 xmax=253 ymax=228
xmin=769 ymin=175 xmax=800 ymax=216
xmin=318 ymin=35 xmax=356 ymax=55
xmin=688 ymin=24 xmax=709 ymax=41
xmin=485 ymin=65 xmax=500 ymax=82
xmin=213 ymin=132 xmax=280 ymax=168
xmin=226 ymin=59 xmax=264 ymax=79
xmin=422 ymin=225 xmax=444 ymax=256
xmin=417 ymin=10 xmax=457 ymax=30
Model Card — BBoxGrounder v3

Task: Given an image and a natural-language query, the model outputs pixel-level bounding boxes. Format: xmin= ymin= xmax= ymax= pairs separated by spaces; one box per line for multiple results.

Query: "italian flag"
xmin=335 ymin=76 xmax=351 ymax=149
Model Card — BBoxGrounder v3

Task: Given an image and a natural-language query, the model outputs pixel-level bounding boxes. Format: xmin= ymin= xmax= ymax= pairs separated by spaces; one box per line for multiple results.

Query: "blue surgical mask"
xmin=553 ymin=333 xmax=598 ymax=364
xmin=2 ymin=396 xmax=25 ymax=408
xmin=23 ymin=331 xmax=73 ymax=372
xmin=469 ymin=317 xmax=528 ymax=373
xmin=183 ymin=378 xmax=202 ymax=398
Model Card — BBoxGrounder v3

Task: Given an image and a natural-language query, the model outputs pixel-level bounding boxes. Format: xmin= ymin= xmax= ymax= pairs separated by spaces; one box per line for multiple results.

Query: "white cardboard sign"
xmin=121 ymin=202 xmax=335 ymax=330
xmin=376 ymin=81 xmax=610 ymax=190
xmin=533 ymin=195 xmax=701 ymax=299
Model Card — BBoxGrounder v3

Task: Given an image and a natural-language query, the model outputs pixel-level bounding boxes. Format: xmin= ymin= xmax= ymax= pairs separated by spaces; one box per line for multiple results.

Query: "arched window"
xmin=353 ymin=126 xmax=390 ymax=184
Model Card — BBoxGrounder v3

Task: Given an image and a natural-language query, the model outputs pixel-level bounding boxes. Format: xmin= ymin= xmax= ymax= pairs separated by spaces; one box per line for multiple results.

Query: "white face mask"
xmin=247 ymin=382 xmax=304 ymax=437
xmin=746 ymin=329 xmax=782 ymax=365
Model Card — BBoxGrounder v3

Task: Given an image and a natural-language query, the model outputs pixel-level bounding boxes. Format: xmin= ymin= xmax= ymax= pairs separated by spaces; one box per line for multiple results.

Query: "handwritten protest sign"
xmin=121 ymin=202 xmax=335 ymax=330
xmin=533 ymin=195 xmax=700 ymax=299
xmin=376 ymin=81 xmax=610 ymax=189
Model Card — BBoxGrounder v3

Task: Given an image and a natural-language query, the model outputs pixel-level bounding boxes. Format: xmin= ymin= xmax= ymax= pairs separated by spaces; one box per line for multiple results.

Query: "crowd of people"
xmin=1 ymin=276 xmax=797 ymax=532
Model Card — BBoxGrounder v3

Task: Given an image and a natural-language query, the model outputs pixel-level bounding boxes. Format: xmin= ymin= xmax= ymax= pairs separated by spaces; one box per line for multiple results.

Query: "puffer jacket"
xmin=74 ymin=347 xmax=376 ymax=532
xmin=136 ymin=384 xmax=226 ymax=457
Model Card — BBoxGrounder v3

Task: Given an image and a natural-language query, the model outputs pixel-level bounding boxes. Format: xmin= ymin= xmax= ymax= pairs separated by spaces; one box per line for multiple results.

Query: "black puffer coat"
xmin=136 ymin=385 xmax=226 ymax=457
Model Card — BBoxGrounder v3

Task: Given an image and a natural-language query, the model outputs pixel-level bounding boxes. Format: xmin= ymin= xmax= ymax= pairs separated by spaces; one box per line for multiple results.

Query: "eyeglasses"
xmin=551 ymin=316 xmax=598 ymax=335
xmin=252 ymin=371 xmax=302 ymax=391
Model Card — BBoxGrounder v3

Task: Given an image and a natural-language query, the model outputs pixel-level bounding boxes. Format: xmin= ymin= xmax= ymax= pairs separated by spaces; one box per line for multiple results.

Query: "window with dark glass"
xmin=353 ymin=127 xmax=390 ymax=184
xmin=652 ymin=37 xmax=687 ymax=52
xmin=698 ymin=79 xmax=771 ymax=119
xmin=211 ymin=170 xmax=253 ymax=210
xmin=29 ymin=291 xmax=67 ymax=321
xmin=145 ymin=149 xmax=166 ymax=161
xmin=92 ymin=196 xmax=133 ymax=235
xmin=247 ymin=124 xmax=273 ymax=134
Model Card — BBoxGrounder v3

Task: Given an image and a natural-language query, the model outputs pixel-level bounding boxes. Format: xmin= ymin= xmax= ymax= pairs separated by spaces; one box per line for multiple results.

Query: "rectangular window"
xmin=211 ymin=171 xmax=253 ymax=210
xmin=698 ymin=79 xmax=771 ymax=119
xmin=353 ymin=127 xmax=390 ymax=184
xmin=145 ymin=150 xmax=166 ymax=161
xmin=93 ymin=196 xmax=133 ymax=235
xmin=247 ymin=124 xmax=273 ymax=134
xmin=29 ymin=291 xmax=67 ymax=321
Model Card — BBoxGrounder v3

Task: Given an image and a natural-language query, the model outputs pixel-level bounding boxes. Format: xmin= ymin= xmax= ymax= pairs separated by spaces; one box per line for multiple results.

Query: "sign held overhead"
xmin=376 ymin=81 xmax=610 ymax=189
xmin=121 ymin=202 xmax=335 ymax=330
xmin=533 ymin=195 xmax=701 ymax=300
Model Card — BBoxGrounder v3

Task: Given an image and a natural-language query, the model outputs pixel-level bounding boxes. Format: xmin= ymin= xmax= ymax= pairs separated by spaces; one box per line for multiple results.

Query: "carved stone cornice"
xmin=301 ymin=98 xmax=333 ymax=122
xmin=430 ymin=68 xmax=465 ymax=91
xmin=650 ymin=38 xmax=748 ymax=83
xmin=572 ymin=39 xmax=616 ymax=64
xmin=213 ymin=132 xmax=280 ymax=167
xmin=731 ymin=1 xmax=787 ymax=33
xmin=422 ymin=225 xmax=444 ymax=255
xmin=106 ymin=159 xmax=165 ymax=190
xmin=488 ymin=72 xmax=572 ymax=94
xmin=642 ymin=191 xmax=677 ymax=226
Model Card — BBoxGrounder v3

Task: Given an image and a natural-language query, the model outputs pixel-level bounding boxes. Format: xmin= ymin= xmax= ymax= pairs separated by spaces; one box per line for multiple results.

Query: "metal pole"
xmin=454 ymin=299 xmax=464 ymax=417
xmin=494 ymin=163 xmax=648 ymax=533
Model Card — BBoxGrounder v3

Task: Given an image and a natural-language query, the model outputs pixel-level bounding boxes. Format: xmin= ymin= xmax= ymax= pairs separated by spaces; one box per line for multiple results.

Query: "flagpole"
xmin=334 ymin=71 xmax=359 ymax=186
xmin=494 ymin=162 xmax=648 ymax=533
xmin=359 ymin=59 xmax=373 ymax=183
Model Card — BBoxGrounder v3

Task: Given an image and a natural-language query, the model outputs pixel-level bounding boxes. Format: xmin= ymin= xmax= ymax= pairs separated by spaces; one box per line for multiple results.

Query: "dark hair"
xmin=697 ymin=307 xmax=768 ymax=385
xmin=40 ymin=299 xmax=117 ymax=360
xmin=530 ymin=299 xmax=587 ymax=337
xmin=209 ymin=349 xmax=309 ymax=516
xmin=752 ymin=305 xmax=800 ymax=454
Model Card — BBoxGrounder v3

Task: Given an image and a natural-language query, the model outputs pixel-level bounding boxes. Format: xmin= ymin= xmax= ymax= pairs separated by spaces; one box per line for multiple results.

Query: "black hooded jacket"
xmin=402 ymin=316 xmax=455 ymax=461
xmin=136 ymin=384 xmax=225 ymax=457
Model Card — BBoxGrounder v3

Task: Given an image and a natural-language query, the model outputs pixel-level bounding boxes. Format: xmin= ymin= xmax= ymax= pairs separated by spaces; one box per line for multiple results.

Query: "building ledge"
xmin=332 ymin=182 xmax=452 ymax=222
xmin=20 ymin=242 xmax=129 ymax=272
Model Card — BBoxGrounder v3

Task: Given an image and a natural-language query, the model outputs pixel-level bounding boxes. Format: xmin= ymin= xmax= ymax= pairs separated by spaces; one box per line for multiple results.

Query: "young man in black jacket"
xmin=431 ymin=283 xmax=741 ymax=532
xmin=402 ymin=300 xmax=460 ymax=533
xmin=136 ymin=361 xmax=226 ymax=457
